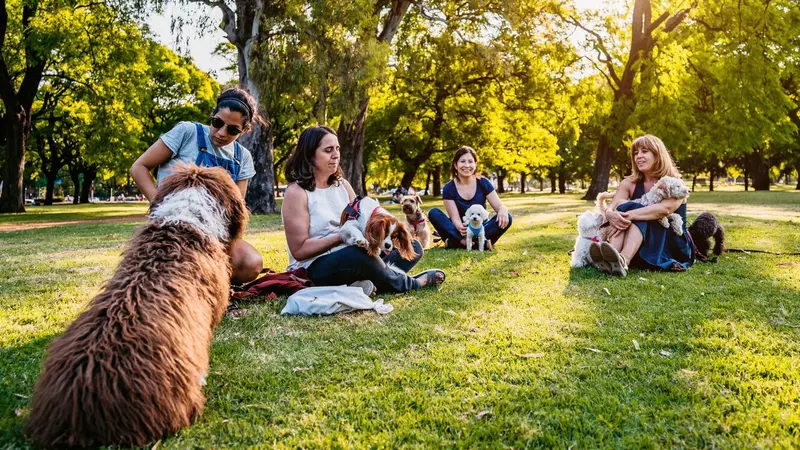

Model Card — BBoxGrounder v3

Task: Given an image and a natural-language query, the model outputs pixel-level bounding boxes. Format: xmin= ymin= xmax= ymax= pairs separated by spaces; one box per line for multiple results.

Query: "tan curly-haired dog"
xmin=24 ymin=164 xmax=248 ymax=448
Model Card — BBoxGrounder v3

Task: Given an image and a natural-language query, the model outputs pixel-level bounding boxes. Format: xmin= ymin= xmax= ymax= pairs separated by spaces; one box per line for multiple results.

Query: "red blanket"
xmin=231 ymin=268 xmax=313 ymax=300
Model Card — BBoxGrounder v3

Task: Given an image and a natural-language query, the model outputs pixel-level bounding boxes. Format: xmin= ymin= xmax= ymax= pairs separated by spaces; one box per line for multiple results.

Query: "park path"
xmin=0 ymin=214 xmax=145 ymax=233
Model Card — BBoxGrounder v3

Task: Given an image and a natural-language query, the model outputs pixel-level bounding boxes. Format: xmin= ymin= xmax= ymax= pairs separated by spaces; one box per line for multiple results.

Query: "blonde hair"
xmin=627 ymin=135 xmax=680 ymax=183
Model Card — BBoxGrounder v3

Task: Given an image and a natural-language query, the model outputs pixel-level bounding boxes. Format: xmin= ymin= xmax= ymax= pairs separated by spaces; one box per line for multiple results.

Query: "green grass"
xmin=2 ymin=191 xmax=800 ymax=448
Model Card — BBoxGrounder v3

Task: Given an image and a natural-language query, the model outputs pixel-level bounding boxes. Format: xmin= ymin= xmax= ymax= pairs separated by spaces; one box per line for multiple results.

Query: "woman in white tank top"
xmin=281 ymin=126 xmax=445 ymax=293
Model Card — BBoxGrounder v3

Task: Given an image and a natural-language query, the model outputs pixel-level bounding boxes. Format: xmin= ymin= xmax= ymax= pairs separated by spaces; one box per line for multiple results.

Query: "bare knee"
xmin=230 ymin=242 xmax=263 ymax=284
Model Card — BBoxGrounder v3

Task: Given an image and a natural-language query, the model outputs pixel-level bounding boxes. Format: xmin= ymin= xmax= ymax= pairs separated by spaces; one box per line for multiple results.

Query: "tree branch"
xmin=561 ymin=13 xmax=621 ymax=90
xmin=0 ymin=0 xmax=18 ymax=109
xmin=187 ymin=0 xmax=238 ymax=44
xmin=378 ymin=0 xmax=411 ymax=43
xmin=18 ymin=0 xmax=47 ymax=110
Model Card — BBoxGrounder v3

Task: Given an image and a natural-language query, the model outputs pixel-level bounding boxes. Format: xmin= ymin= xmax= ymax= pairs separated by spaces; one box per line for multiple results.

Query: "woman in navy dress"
xmin=428 ymin=146 xmax=512 ymax=249
xmin=589 ymin=135 xmax=695 ymax=277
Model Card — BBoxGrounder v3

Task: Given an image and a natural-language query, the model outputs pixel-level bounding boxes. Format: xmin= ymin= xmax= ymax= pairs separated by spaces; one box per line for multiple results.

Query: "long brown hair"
xmin=627 ymin=135 xmax=681 ymax=183
xmin=285 ymin=126 xmax=342 ymax=191
xmin=450 ymin=146 xmax=479 ymax=180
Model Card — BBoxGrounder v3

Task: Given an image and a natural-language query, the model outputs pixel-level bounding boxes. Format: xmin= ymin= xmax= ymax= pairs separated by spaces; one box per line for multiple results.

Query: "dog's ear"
xmin=393 ymin=222 xmax=417 ymax=261
xmin=365 ymin=216 xmax=388 ymax=257
xmin=415 ymin=195 xmax=422 ymax=205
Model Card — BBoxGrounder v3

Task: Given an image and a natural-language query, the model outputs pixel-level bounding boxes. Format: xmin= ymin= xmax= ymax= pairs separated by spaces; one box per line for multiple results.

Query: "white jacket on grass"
xmin=281 ymin=286 xmax=394 ymax=316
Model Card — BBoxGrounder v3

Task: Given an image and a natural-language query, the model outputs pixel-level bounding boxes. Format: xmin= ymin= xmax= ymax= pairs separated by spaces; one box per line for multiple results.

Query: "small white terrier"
xmin=463 ymin=204 xmax=490 ymax=252
xmin=632 ymin=176 xmax=689 ymax=235
xmin=571 ymin=192 xmax=614 ymax=268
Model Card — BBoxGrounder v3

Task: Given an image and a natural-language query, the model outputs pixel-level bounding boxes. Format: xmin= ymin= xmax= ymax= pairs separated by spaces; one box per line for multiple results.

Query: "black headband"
xmin=218 ymin=97 xmax=253 ymax=119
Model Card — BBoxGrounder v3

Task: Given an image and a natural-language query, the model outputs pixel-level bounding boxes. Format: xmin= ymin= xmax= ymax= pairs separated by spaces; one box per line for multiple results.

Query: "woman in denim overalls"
xmin=131 ymin=87 xmax=264 ymax=284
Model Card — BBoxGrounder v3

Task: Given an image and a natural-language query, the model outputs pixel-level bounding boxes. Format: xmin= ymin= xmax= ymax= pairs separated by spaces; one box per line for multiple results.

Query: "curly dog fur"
xmin=689 ymin=212 xmax=725 ymax=262
xmin=24 ymin=164 xmax=248 ymax=448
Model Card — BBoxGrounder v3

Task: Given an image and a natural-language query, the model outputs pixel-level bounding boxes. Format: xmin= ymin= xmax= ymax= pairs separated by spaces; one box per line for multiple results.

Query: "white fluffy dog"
xmin=571 ymin=192 xmax=614 ymax=268
xmin=631 ymin=176 xmax=689 ymax=235
xmin=463 ymin=204 xmax=490 ymax=252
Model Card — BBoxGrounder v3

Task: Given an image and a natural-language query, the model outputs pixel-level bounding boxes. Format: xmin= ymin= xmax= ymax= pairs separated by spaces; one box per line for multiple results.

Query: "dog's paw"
xmin=355 ymin=238 xmax=369 ymax=248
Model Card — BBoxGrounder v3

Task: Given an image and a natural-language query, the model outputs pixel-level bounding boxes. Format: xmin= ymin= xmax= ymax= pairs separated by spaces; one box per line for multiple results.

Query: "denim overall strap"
xmin=232 ymin=141 xmax=242 ymax=181
xmin=193 ymin=122 xmax=238 ymax=181
xmin=195 ymin=122 xmax=207 ymax=150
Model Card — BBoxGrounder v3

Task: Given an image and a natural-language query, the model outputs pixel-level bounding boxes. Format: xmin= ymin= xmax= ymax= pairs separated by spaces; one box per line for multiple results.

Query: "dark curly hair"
xmin=213 ymin=87 xmax=268 ymax=131
xmin=285 ymin=126 xmax=342 ymax=191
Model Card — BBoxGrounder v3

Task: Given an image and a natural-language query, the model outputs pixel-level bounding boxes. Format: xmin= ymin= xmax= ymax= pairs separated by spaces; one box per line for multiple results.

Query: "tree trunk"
xmin=796 ymin=159 xmax=800 ymax=190
xmin=1 ymin=113 xmax=28 ymax=213
xmin=216 ymin=3 xmax=277 ymax=214
xmin=580 ymin=1 xmax=693 ymax=200
xmin=708 ymin=164 xmax=715 ymax=192
xmin=497 ymin=170 xmax=506 ymax=194
xmin=743 ymin=168 xmax=749 ymax=191
xmin=558 ymin=164 xmax=566 ymax=194
xmin=750 ymin=151 xmax=771 ymax=191
xmin=400 ymin=168 xmax=417 ymax=190
xmin=361 ymin=158 xmax=368 ymax=195
xmin=692 ymin=174 xmax=697 ymax=192
xmin=582 ymin=135 xmax=614 ymax=200
xmin=80 ymin=167 xmax=97 ymax=203
xmin=520 ymin=172 xmax=526 ymax=194
xmin=549 ymin=170 xmax=556 ymax=193
xmin=44 ymin=170 xmax=57 ymax=205
xmin=333 ymin=0 xmax=411 ymax=195
xmin=433 ymin=169 xmax=441 ymax=197
xmin=425 ymin=170 xmax=431 ymax=195
xmin=337 ymin=101 xmax=369 ymax=196
xmin=242 ymin=115 xmax=278 ymax=213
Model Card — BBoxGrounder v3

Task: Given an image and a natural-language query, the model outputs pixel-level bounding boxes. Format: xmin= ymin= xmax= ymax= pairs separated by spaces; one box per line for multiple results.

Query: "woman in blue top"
xmin=589 ymin=135 xmax=695 ymax=277
xmin=428 ymin=146 xmax=512 ymax=249
xmin=131 ymin=87 xmax=264 ymax=284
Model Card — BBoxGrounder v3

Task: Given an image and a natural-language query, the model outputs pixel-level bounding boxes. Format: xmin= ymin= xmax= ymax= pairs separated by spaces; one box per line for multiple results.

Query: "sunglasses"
xmin=210 ymin=116 xmax=244 ymax=135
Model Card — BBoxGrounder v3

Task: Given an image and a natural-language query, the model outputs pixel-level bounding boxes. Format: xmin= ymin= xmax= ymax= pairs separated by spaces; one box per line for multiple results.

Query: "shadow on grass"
xmin=1 ymin=202 xmax=798 ymax=448
xmin=0 ymin=335 xmax=54 ymax=448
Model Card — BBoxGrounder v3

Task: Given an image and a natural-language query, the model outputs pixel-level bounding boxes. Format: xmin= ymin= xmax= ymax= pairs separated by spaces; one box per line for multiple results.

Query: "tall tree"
xmin=335 ymin=0 xmax=411 ymax=196
xmin=173 ymin=0 xmax=279 ymax=212
xmin=0 ymin=0 xmax=53 ymax=212
xmin=560 ymin=0 xmax=694 ymax=200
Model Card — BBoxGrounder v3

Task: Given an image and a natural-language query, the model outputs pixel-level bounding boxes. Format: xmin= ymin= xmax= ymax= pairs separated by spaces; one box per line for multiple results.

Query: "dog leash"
xmin=726 ymin=248 xmax=800 ymax=256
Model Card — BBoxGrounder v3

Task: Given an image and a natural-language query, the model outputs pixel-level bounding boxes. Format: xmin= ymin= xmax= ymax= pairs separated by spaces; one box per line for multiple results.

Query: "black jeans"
xmin=428 ymin=208 xmax=513 ymax=248
xmin=307 ymin=240 xmax=424 ymax=293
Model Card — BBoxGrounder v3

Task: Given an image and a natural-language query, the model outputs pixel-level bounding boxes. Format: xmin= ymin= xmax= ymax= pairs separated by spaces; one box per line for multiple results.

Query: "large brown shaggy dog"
xmin=24 ymin=164 xmax=248 ymax=448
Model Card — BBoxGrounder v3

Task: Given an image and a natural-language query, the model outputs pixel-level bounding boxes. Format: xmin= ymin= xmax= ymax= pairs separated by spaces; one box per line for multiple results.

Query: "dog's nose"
xmin=384 ymin=243 xmax=392 ymax=249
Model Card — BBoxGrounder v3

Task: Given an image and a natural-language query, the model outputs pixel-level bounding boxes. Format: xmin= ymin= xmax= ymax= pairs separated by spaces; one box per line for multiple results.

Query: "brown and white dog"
xmin=24 ymin=164 xmax=248 ymax=448
xmin=401 ymin=194 xmax=432 ymax=249
xmin=340 ymin=196 xmax=416 ymax=260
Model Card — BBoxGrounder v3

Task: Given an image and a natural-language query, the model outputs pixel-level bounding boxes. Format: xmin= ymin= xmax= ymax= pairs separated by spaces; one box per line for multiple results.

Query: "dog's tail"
xmin=713 ymin=224 xmax=726 ymax=255
xmin=595 ymin=192 xmax=615 ymax=212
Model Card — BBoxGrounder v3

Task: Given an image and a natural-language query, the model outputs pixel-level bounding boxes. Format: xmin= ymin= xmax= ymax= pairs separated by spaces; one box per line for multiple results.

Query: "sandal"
xmin=589 ymin=242 xmax=611 ymax=274
xmin=600 ymin=242 xmax=628 ymax=277
xmin=413 ymin=269 xmax=446 ymax=288
xmin=225 ymin=301 xmax=249 ymax=318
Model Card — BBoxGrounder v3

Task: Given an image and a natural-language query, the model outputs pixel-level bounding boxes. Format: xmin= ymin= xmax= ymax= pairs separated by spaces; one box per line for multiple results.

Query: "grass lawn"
xmin=2 ymin=190 xmax=799 ymax=448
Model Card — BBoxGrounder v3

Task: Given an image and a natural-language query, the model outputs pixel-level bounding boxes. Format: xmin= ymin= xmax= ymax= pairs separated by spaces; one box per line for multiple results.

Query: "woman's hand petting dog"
xmin=456 ymin=221 xmax=467 ymax=236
